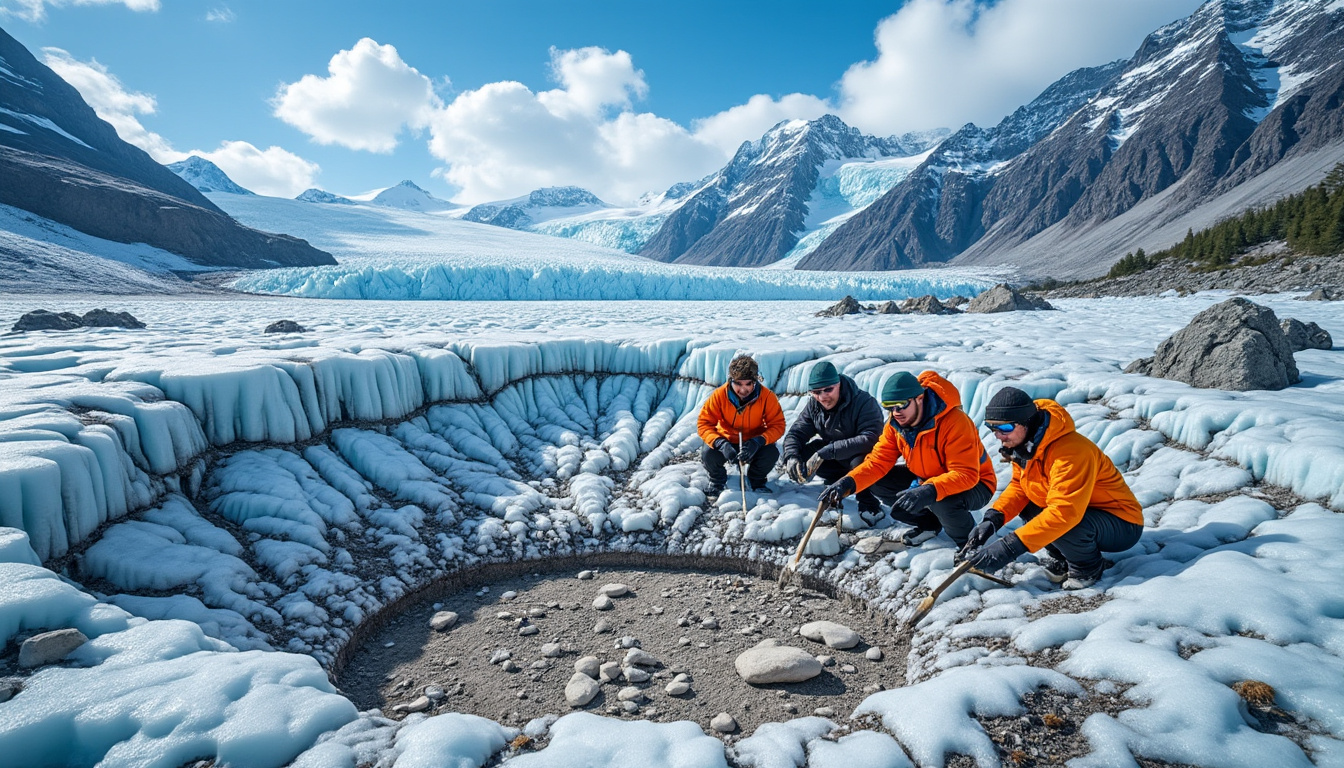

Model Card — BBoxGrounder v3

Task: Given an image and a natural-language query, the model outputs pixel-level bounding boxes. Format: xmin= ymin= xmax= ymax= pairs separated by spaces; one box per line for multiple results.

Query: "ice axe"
xmin=737 ymin=433 xmax=749 ymax=511
xmin=904 ymin=561 xmax=1014 ymax=625
xmin=778 ymin=498 xmax=830 ymax=589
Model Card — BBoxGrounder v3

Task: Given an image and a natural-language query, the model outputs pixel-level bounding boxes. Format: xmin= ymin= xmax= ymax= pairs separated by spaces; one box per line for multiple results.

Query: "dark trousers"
xmin=885 ymin=466 xmax=993 ymax=547
xmin=702 ymin=442 xmax=780 ymax=489
xmin=1019 ymin=502 xmax=1143 ymax=576
xmin=795 ymin=440 xmax=904 ymax=513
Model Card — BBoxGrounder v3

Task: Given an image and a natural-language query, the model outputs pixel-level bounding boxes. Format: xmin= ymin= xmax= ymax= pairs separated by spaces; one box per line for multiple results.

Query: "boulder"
xmin=876 ymin=301 xmax=903 ymax=314
xmin=565 ymin=673 xmax=600 ymax=707
xmin=598 ymin=583 xmax=629 ymax=597
xmin=1123 ymin=357 xmax=1154 ymax=375
xmin=1143 ymin=298 xmax=1299 ymax=391
xmin=734 ymin=639 xmax=823 ymax=684
xmin=81 ymin=309 xmax=146 ymax=328
xmin=18 ymin=628 xmax=87 ymax=668
xmin=12 ymin=310 xmax=83 ymax=331
xmin=264 ymin=320 xmax=307 ymax=334
xmin=965 ymin=284 xmax=1054 ymax=313
xmin=1281 ymin=318 xmax=1333 ymax=351
xmin=901 ymin=295 xmax=956 ymax=315
xmin=575 ymin=656 xmax=601 ymax=678
xmin=1296 ymin=288 xmax=1337 ymax=301
xmin=945 ymin=295 xmax=970 ymax=308
xmin=816 ymin=296 xmax=863 ymax=317
xmin=799 ymin=620 xmax=861 ymax=649
xmin=0 ymin=679 xmax=19 ymax=703
xmin=710 ymin=713 xmax=738 ymax=733
xmin=429 ymin=611 xmax=458 ymax=631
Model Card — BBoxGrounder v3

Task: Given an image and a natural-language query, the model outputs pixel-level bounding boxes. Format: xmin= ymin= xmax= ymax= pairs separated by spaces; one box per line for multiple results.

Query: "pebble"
xmin=424 ymin=685 xmax=445 ymax=701
xmin=502 ymin=660 xmax=520 ymax=673
xmin=617 ymin=686 xmax=644 ymax=702
xmin=541 ymin=642 xmax=563 ymax=658
xmin=840 ymin=664 xmax=857 ymax=674
xmin=574 ymin=656 xmax=601 ymax=678
xmin=697 ymin=642 xmax=710 ymax=649
xmin=701 ymin=617 xmax=719 ymax=630
xmin=18 ymin=629 xmax=88 ymax=669
xmin=593 ymin=595 xmax=614 ymax=611
xmin=497 ymin=611 xmax=515 ymax=620
xmin=618 ymin=636 xmax=640 ymax=649
xmin=489 ymin=649 xmax=512 ymax=664
xmin=384 ymin=642 xmax=395 ymax=648
xmin=676 ymin=617 xmax=689 ymax=627
xmin=594 ymin=619 xmax=613 ymax=634
xmin=783 ymin=704 xmax=798 ymax=714
xmin=599 ymin=583 xmax=630 ymax=597
xmin=815 ymin=707 xmax=836 ymax=717
xmin=665 ymin=681 xmax=691 ymax=696
xmin=565 ymin=673 xmax=600 ymax=707
xmin=0 ymin=681 xmax=18 ymax=704
xmin=529 ymin=660 xmax=548 ymax=670
xmin=516 ymin=690 xmax=529 ymax=699
xmin=711 ymin=713 xmax=738 ymax=733
xmin=678 ymin=637 xmax=691 ymax=646
xmin=519 ymin=625 xmax=539 ymax=636
xmin=429 ymin=611 xmax=459 ymax=631
xmin=624 ymin=648 xmax=658 ymax=667
xmin=817 ymin=655 xmax=835 ymax=667
xmin=734 ymin=639 xmax=823 ymax=684
xmin=501 ymin=591 xmax=518 ymax=601
xmin=577 ymin=570 xmax=594 ymax=580
xmin=866 ymin=647 xmax=883 ymax=661
xmin=528 ymin=608 xmax=547 ymax=618
xmin=673 ymin=673 xmax=690 ymax=683
xmin=863 ymin=683 xmax=884 ymax=694
xmin=799 ymin=620 xmax=862 ymax=650
xmin=405 ymin=696 xmax=431 ymax=713
xmin=599 ymin=662 xmax=623 ymax=683
xmin=621 ymin=700 xmax=640 ymax=714
xmin=624 ymin=667 xmax=651 ymax=683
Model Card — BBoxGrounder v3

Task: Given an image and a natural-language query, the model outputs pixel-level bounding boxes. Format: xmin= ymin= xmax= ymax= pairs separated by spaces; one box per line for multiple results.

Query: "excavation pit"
xmin=337 ymin=558 xmax=910 ymax=737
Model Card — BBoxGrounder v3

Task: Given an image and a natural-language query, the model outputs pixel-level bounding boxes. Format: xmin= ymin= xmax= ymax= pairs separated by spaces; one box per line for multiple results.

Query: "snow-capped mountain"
xmin=640 ymin=114 xmax=946 ymax=267
xmin=295 ymin=188 xmax=355 ymax=205
xmin=167 ymin=155 xmax=254 ymax=195
xmin=462 ymin=186 xmax=608 ymax=229
xmin=356 ymin=180 xmax=457 ymax=212
xmin=803 ymin=0 xmax=1344 ymax=276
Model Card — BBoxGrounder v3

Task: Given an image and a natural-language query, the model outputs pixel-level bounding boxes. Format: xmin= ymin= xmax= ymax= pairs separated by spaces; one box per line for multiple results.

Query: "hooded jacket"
xmin=697 ymin=381 xmax=787 ymax=447
xmin=847 ymin=371 xmax=996 ymax=500
xmin=781 ymin=374 xmax=884 ymax=463
xmin=993 ymin=399 xmax=1144 ymax=552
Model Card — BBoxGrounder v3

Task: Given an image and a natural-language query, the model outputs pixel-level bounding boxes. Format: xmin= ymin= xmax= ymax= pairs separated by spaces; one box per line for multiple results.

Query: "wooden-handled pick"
xmin=906 ymin=560 xmax=974 ymax=627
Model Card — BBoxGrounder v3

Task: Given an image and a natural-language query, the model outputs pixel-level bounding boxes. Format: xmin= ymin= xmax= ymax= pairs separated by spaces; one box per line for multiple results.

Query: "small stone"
xmin=678 ymin=637 xmax=691 ymax=647
xmin=500 ymin=590 xmax=518 ymax=600
xmin=528 ymin=608 xmax=547 ymax=618
xmin=425 ymin=685 xmax=445 ymax=701
xmin=666 ymin=681 xmax=691 ymax=696
xmin=617 ymin=686 xmax=644 ymax=702
xmin=618 ymin=636 xmax=639 ymax=649
xmin=815 ymin=707 xmax=836 ymax=717
xmin=19 ymin=629 xmax=88 ymax=669
xmin=593 ymin=595 xmax=614 ymax=611
xmin=697 ymin=642 xmax=710 ymax=649
xmin=866 ymin=647 xmax=883 ymax=661
xmin=519 ymin=625 xmax=540 ymax=636
xmin=577 ymin=570 xmax=595 ymax=580
xmin=502 ymin=660 xmax=520 ymax=673
xmin=624 ymin=649 xmax=658 ymax=667
xmin=816 ymin=655 xmax=835 ymax=667
xmin=840 ymin=664 xmax=857 ymax=673
xmin=799 ymin=621 xmax=861 ymax=650
xmin=490 ymin=649 xmax=513 ymax=664
xmin=575 ymin=656 xmax=601 ymax=678
xmin=673 ymin=673 xmax=690 ymax=683
xmin=711 ymin=713 xmax=738 ymax=733
xmin=624 ymin=667 xmax=651 ymax=683
xmin=599 ymin=583 xmax=630 ymax=597
xmin=782 ymin=704 xmax=798 ymax=714
xmin=863 ymin=683 xmax=884 ymax=694
xmin=529 ymin=660 xmax=549 ymax=670
xmin=405 ymin=696 xmax=431 ymax=713
xmin=516 ymin=690 xmax=529 ymax=699
xmin=621 ymin=700 xmax=640 ymax=714
xmin=652 ymin=607 xmax=664 ymax=615
xmin=676 ymin=617 xmax=689 ymax=627
xmin=594 ymin=619 xmax=613 ymax=634
xmin=384 ymin=642 xmax=395 ymax=648
xmin=701 ymin=617 xmax=719 ymax=630
xmin=541 ymin=642 xmax=563 ymax=658
xmin=0 ymin=681 xmax=17 ymax=704
xmin=430 ymin=611 xmax=459 ymax=631
xmin=600 ymin=662 xmax=622 ymax=683
xmin=496 ymin=611 xmax=515 ymax=620
xmin=565 ymin=673 xmax=600 ymax=707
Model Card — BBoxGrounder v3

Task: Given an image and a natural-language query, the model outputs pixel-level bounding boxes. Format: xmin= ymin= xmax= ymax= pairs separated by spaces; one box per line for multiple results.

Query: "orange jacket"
xmin=697 ymin=382 xmax=787 ymax=447
xmin=847 ymin=371 xmax=996 ymax=500
xmin=993 ymin=399 xmax=1144 ymax=552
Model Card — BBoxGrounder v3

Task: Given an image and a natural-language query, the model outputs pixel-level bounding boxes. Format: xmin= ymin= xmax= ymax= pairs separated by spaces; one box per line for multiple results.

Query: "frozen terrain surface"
xmin=0 ymin=292 xmax=1342 ymax=767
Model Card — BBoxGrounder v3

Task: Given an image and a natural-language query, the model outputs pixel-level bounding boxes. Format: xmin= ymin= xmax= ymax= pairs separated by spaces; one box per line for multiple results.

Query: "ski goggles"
xmin=882 ymin=398 xmax=916 ymax=411
xmin=985 ymin=421 xmax=1019 ymax=433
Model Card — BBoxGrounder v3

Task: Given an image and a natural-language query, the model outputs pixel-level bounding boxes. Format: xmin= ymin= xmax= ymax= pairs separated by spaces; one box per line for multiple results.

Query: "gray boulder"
xmin=816 ymin=296 xmax=863 ymax=317
xmin=80 ymin=309 xmax=145 ymax=329
xmin=1143 ymin=298 xmax=1299 ymax=391
xmin=901 ymin=295 xmax=956 ymax=315
xmin=965 ymin=284 xmax=1054 ymax=313
xmin=1296 ymin=288 xmax=1337 ymax=301
xmin=799 ymin=620 xmax=861 ymax=649
xmin=876 ymin=301 xmax=903 ymax=315
xmin=1281 ymin=318 xmax=1333 ymax=351
xmin=734 ymin=639 xmax=823 ymax=684
xmin=264 ymin=320 xmax=307 ymax=334
xmin=564 ymin=673 xmax=600 ymax=707
xmin=18 ymin=628 xmax=87 ymax=668
xmin=945 ymin=295 xmax=970 ymax=308
xmin=0 ymin=679 xmax=19 ymax=703
xmin=12 ymin=310 xmax=83 ymax=331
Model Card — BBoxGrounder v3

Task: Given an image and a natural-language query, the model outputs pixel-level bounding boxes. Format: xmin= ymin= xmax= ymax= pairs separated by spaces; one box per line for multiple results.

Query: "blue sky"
xmin=3 ymin=0 xmax=1201 ymax=203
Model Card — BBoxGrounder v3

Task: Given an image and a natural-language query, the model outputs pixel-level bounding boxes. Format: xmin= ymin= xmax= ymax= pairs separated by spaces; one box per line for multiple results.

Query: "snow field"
xmin=0 ymin=291 xmax=1342 ymax=766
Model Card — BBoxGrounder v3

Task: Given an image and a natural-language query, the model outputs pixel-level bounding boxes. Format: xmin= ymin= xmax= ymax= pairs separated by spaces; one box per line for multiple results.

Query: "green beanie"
xmin=880 ymin=371 xmax=924 ymax=406
xmin=807 ymin=361 xmax=840 ymax=390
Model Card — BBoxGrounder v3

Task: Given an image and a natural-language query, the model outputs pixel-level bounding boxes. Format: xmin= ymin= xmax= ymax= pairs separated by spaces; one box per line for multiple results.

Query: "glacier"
xmin=0 ymin=291 xmax=1342 ymax=767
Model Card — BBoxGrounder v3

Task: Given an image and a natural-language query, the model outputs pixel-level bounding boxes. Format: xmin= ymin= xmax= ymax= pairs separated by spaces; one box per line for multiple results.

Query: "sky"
xmin=2 ymin=0 xmax=1204 ymax=205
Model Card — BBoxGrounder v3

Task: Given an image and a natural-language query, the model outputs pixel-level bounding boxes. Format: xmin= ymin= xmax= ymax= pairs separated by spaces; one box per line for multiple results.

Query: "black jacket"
xmin=782 ymin=375 xmax=885 ymax=462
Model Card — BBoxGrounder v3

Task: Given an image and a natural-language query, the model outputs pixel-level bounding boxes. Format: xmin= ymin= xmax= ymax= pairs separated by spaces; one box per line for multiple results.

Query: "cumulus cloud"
xmin=0 ymin=0 xmax=157 ymax=23
xmin=41 ymin=48 xmax=319 ymax=198
xmin=273 ymin=37 xmax=441 ymax=153
xmin=837 ymin=0 xmax=1203 ymax=135
xmin=691 ymin=93 xmax=832 ymax=155
xmin=204 ymin=6 xmax=233 ymax=23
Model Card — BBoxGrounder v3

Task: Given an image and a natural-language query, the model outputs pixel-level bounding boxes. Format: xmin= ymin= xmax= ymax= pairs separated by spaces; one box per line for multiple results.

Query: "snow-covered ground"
xmin=1 ymin=291 xmax=1343 ymax=767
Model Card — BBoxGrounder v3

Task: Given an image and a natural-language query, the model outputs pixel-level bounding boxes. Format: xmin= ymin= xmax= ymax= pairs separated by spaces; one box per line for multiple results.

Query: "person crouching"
xmin=697 ymin=355 xmax=787 ymax=501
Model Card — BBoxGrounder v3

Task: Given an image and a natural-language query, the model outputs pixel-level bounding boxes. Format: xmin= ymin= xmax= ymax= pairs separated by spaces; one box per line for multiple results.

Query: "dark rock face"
xmin=816 ymin=296 xmax=863 ymax=317
xmin=12 ymin=309 xmax=144 ymax=331
xmin=0 ymin=27 xmax=333 ymax=270
xmin=296 ymin=189 xmax=355 ymax=205
xmin=1297 ymin=287 xmax=1338 ymax=301
xmin=965 ymin=284 xmax=1054 ymax=313
xmin=876 ymin=301 xmax=903 ymax=315
xmin=264 ymin=320 xmax=307 ymax=334
xmin=901 ymin=295 xmax=957 ymax=315
xmin=1144 ymin=298 xmax=1300 ymax=391
xmin=1280 ymin=318 xmax=1332 ymax=351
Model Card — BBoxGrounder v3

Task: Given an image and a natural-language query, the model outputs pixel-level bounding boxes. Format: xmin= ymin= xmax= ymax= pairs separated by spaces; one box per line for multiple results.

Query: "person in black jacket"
xmin=781 ymin=361 xmax=904 ymax=524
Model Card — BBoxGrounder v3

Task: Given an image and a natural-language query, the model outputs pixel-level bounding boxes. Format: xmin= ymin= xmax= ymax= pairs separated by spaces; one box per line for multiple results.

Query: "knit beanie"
xmin=984 ymin=386 xmax=1038 ymax=424
xmin=808 ymin=361 xmax=840 ymax=390
xmin=880 ymin=371 xmax=924 ymax=405
xmin=728 ymin=355 xmax=759 ymax=382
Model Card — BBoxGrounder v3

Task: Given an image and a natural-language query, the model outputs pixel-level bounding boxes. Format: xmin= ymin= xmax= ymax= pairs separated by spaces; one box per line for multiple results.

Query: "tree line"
xmin=1107 ymin=162 xmax=1344 ymax=278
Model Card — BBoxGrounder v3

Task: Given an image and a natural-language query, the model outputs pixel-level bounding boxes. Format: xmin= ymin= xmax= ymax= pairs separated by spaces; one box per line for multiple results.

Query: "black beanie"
xmin=985 ymin=387 xmax=1037 ymax=424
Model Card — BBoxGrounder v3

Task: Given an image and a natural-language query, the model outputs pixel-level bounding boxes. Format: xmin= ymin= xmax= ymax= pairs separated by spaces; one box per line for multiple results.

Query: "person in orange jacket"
xmin=819 ymin=370 xmax=997 ymax=547
xmin=962 ymin=387 xmax=1144 ymax=589
xmin=697 ymin=355 xmax=787 ymax=499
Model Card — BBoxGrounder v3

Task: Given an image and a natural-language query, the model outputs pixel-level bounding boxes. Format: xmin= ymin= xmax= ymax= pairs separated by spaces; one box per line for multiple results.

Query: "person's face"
xmin=888 ymin=393 xmax=923 ymax=427
xmin=810 ymin=382 xmax=840 ymax=410
xmin=988 ymin=422 xmax=1027 ymax=448
xmin=731 ymin=378 xmax=756 ymax=399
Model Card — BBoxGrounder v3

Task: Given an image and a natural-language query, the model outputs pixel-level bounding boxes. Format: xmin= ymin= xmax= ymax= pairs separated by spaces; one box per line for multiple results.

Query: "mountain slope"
xmin=462 ymin=186 xmax=608 ymax=229
xmin=167 ymin=156 xmax=254 ymax=195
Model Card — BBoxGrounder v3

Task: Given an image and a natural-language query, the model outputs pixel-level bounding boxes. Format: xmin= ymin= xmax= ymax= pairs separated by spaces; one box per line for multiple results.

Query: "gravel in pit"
xmin=338 ymin=566 xmax=910 ymax=738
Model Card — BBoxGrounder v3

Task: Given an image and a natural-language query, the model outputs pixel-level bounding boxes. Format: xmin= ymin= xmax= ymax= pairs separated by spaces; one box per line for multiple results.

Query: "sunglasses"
xmin=810 ymin=384 xmax=838 ymax=396
xmin=986 ymin=422 xmax=1018 ymax=433
xmin=883 ymin=398 xmax=916 ymax=411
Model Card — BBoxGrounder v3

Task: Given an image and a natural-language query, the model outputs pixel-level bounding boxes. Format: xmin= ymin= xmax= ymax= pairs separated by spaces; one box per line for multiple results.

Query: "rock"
xmin=593 ymin=619 xmax=613 ymax=634
xmin=876 ymin=301 xmax=903 ymax=314
xmin=528 ymin=607 xmax=546 ymax=618
xmin=624 ymin=667 xmax=651 ymax=683
xmin=1145 ymin=298 xmax=1299 ymax=390
xmin=490 ymin=649 xmax=512 ymax=664
xmin=666 ymin=681 xmax=691 ymax=696
xmin=424 ymin=685 xmax=445 ymax=701
xmin=518 ymin=625 xmax=539 ymax=636
xmin=429 ymin=611 xmax=459 ymax=631
xmin=711 ymin=713 xmax=738 ymax=733
xmin=577 ymin=570 xmax=595 ymax=580
xmin=0 ymin=680 xmax=19 ymax=703
xmin=80 ymin=309 xmax=146 ymax=329
xmin=840 ymin=664 xmax=857 ymax=673
xmin=1297 ymin=288 xmax=1337 ymax=301
xmin=800 ymin=620 xmax=861 ymax=649
xmin=678 ymin=637 xmax=691 ymax=646
xmin=496 ymin=611 xmax=515 ymax=620
xmin=501 ymin=660 xmax=520 ymax=673
xmin=618 ymin=636 xmax=639 ymax=649
xmin=599 ymin=583 xmax=630 ymax=597
xmin=816 ymin=655 xmax=835 ymax=667
xmin=816 ymin=296 xmax=863 ymax=317
xmin=599 ymin=662 xmax=623 ymax=683
xmin=593 ymin=594 xmax=614 ymax=611
xmin=12 ymin=310 xmax=84 ymax=332
xmin=575 ymin=656 xmax=601 ymax=678
xmin=945 ymin=295 xmax=970 ymax=307
xmin=965 ymin=284 xmax=1054 ymax=313
xmin=700 ymin=617 xmax=719 ymax=630
xmin=18 ymin=628 xmax=88 ymax=668
xmin=500 ymin=590 xmax=518 ymax=600
xmin=541 ymin=642 xmax=563 ymax=658
xmin=734 ymin=639 xmax=823 ymax=684
xmin=1281 ymin=318 xmax=1333 ymax=351
xmin=620 ymin=700 xmax=640 ymax=714
xmin=617 ymin=686 xmax=644 ymax=702
xmin=866 ymin=647 xmax=884 ymax=661
xmin=624 ymin=648 xmax=658 ymax=667
xmin=1123 ymin=356 xmax=1154 ymax=375
xmin=263 ymin=319 xmax=306 ymax=334
xmin=901 ymin=295 xmax=956 ymax=315
xmin=565 ymin=673 xmax=600 ymax=707
xmin=674 ymin=673 xmax=690 ymax=683
xmin=405 ymin=695 xmax=432 ymax=713
xmin=815 ymin=707 xmax=836 ymax=717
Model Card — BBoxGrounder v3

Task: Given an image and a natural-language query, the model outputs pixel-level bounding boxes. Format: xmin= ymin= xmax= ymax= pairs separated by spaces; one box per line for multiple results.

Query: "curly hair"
xmin=727 ymin=355 xmax=759 ymax=382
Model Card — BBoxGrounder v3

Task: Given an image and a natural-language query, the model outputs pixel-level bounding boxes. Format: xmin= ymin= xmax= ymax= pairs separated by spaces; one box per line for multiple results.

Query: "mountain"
xmin=167 ymin=155 xmax=254 ymax=195
xmin=360 ymin=180 xmax=456 ymax=212
xmin=639 ymin=115 xmax=945 ymax=267
xmin=800 ymin=0 xmax=1344 ymax=276
xmin=463 ymin=186 xmax=608 ymax=229
xmin=0 ymin=26 xmax=333 ymax=270
xmin=296 ymin=188 xmax=355 ymax=205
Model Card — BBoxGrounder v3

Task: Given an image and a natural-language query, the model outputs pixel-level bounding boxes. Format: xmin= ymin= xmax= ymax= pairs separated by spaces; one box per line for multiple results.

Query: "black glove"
xmin=739 ymin=436 xmax=765 ymax=463
xmin=785 ymin=458 xmax=805 ymax=484
xmin=892 ymin=483 xmax=937 ymax=515
xmin=964 ymin=532 xmax=1027 ymax=573
xmin=819 ymin=475 xmax=856 ymax=508
xmin=959 ymin=509 xmax=1005 ymax=559
xmin=714 ymin=438 xmax=738 ymax=462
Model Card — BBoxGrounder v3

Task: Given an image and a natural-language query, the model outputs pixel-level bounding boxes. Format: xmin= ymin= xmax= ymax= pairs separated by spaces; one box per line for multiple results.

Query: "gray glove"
xmin=805 ymin=452 xmax=824 ymax=478
xmin=786 ymin=458 xmax=806 ymax=484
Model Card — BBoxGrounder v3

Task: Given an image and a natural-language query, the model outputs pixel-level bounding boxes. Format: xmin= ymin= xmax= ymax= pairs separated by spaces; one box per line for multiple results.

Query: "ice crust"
xmin=0 ymin=291 xmax=1342 ymax=766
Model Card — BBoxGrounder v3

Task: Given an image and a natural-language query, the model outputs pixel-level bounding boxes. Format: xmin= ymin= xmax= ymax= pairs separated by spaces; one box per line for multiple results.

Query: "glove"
xmin=805 ymin=452 xmax=824 ymax=478
xmin=739 ymin=436 xmax=765 ymax=463
xmin=819 ymin=475 xmax=856 ymax=508
xmin=959 ymin=509 xmax=1005 ymax=559
xmin=714 ymin=438 xmax=738 ymax=462
xmin=786 ymin=458 xmax=805 ymax=484
xmin=892 ymin=483 xmax=937 ymax=515
xmin=964 ymin=533 xmax=1027 ymax=573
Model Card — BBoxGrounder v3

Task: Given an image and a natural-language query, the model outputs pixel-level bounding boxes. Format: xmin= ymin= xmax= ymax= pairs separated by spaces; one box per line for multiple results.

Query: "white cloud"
xmin=273 ymin=37 xmax=441 ymax=153
xmin=1 ymin=0 xmax=157 ymax=23
xmin=837 ymin=0 xmax=1204 ymax=135
xmin=539 ymin=46 xmax=647 ymax=117
xmin=41 ymin=48 xmax=319 ymax=198
xmin=691 ymin=93 xmax=832 ymax=155
xmin=205 ymin=6 xmax=233 ymax=23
